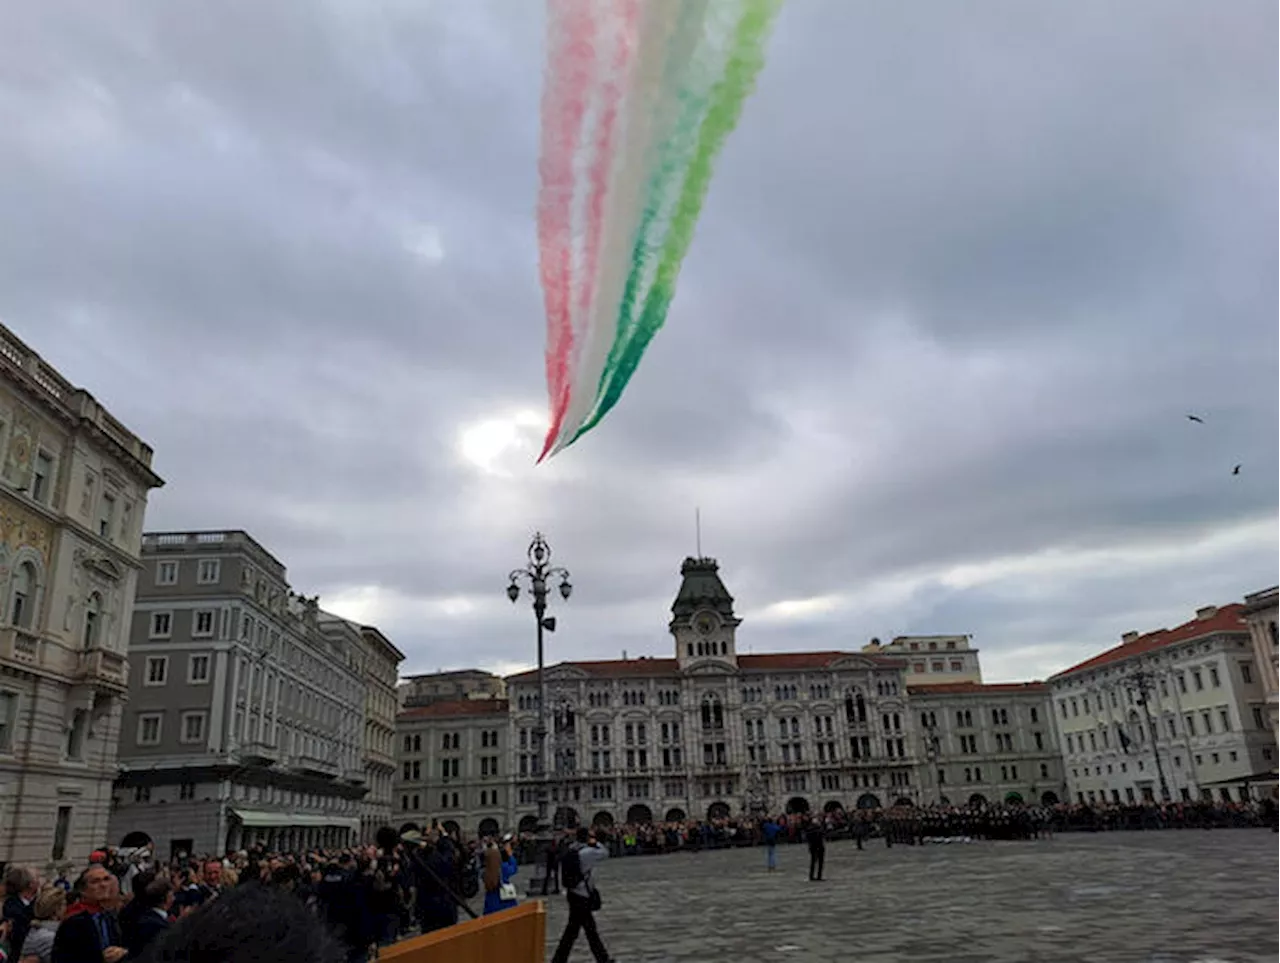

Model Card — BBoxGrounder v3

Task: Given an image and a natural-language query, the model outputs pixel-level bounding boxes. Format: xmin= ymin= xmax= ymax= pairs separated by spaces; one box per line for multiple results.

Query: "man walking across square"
xmin=550 ymin=828 xmax=615 ymax=963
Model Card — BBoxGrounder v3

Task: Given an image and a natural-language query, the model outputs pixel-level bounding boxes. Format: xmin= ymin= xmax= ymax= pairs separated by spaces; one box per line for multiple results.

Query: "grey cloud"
xmin=1 ymin=0 xmax=1274 ymax=682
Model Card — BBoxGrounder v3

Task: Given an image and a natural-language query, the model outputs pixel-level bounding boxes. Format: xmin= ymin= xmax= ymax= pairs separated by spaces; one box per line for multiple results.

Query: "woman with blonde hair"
xmin=18 ymin=886 xmax=65 ymax=963
xmin=481 ymin=836 xmax=519 ymax=916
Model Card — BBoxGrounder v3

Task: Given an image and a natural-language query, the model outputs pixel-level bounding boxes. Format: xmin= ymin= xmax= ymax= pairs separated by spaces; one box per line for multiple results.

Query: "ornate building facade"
xmin=505 ymin=557 xmax=923 ymax=829
xmin=0 ymin=323 xmax=164 ymax=866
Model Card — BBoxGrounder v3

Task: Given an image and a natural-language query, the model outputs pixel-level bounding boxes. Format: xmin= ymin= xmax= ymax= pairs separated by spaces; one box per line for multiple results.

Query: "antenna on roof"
xmin=695 ymin=507 xmax=702 ymax=558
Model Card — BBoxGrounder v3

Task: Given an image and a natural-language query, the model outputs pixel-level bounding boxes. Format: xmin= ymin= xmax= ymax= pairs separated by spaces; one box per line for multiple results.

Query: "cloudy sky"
xmin=3 ymin=0 xmax=1275 ymax=681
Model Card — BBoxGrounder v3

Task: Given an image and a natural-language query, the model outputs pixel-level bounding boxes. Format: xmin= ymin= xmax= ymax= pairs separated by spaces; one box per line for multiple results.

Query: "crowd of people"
xmin=1 ymin=797 xmax=1271 ymax=963
xmin=0 ymin=824 xmax=619 ymax=963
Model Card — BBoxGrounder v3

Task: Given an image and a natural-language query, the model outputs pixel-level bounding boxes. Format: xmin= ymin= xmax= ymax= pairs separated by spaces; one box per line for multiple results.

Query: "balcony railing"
xmin=75 ymin=648 xmax=128 ymax=691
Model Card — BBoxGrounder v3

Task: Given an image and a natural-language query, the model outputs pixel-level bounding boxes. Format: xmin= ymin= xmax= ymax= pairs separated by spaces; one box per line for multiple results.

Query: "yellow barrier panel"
xmin=378 ymin=901 xmax=546 ymax=963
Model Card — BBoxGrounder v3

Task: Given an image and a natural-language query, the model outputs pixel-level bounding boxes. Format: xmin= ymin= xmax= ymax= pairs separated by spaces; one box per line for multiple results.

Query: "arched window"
xmin=83 ymin=592 xmax=102 ymax=649
xmin=701 ymin=694 xmax=723 ymax=731
xmin=720 ymin=640 xmax=727 ymax=655
xmin=10 ymin=561 xmax=36 ymax=628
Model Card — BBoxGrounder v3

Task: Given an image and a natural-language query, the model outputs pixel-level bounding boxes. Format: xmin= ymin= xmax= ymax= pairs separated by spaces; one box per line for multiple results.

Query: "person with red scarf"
xmin=50 ymin=867 xmax=125 ymax=963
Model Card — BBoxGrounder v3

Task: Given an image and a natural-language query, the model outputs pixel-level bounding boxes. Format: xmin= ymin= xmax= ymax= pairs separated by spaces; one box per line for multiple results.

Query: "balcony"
xmin=240 ymin=740 xmax=278 ymax=766
xmin=0 ymin=627 xmax=39 ymax=668
xmin=75 ymin=648 xmax=128 ymax=693
xmin=296 ymin=754 xmax=339 ymax=779
xmin=343 ymin=767 xmax=367 ymax=784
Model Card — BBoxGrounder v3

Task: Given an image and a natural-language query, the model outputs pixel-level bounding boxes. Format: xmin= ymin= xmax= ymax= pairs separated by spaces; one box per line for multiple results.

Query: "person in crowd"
xmin=761 ymin=817 xmax=781 ymax=872
xmin=1 ymin=918 xmax=13 ymax=963
xmin=481 ymin=838 xmax=518 ymax=916
xmin=541 ymin=835 xmax=561 ymax=896
xmin=120 ymin=878 xmax=171 ymax=961
xmin=2 ymin=867 xmax=40 ymax=961
xmin=316 ymin=855 xmax=374 ymax=963
xmin=412 ymin=834 xmax=461 ymax=935
xmin=51 ymin=865 xmax=126 ymax=963
xmin=17 ymin=886 xmax=65 ymax=963
xmin=144 ymin=884 xmax=344 ymax=963
xmin=806 ymin=818 xmax=827 ymax=882
xmin=550 ymin=828 xmax=614 ymax=963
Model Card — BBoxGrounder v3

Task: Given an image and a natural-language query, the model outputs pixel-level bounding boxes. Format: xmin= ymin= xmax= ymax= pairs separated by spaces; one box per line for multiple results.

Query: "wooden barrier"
xmin=378 ymin=901 xmax=546 ymax=963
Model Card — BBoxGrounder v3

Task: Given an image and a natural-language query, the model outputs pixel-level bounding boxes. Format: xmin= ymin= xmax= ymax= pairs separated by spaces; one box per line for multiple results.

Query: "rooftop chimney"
xmin=1195 ymin=605 xmax=1218 ymax=621
xmin=1121 ymin=631 xmax=1140 ymax=644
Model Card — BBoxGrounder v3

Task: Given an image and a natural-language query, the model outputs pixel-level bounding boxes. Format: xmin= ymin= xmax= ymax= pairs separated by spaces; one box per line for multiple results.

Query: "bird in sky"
xmin=1186 ymin=414 xmax=1204 ymax=423
xmin=1232 ymin=464 xmax=1241 ymax=475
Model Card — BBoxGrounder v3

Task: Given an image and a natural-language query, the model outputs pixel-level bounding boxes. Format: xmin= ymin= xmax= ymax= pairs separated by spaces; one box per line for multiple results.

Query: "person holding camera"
xmin=550 ymin=828 xmax=614 ymax=963
xmin=481 ymin=837 xmax=518 ymax=917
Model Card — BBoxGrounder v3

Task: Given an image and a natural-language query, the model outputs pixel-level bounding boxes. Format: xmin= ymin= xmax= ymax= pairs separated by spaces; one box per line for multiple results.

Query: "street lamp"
xmin=506 ymin=532 xmax=572 ymax=889
xmin=1124 ymin=669 xmax=1171 ymax=803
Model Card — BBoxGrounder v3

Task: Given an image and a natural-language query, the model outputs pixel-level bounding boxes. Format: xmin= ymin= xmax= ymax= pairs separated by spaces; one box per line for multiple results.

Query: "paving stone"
xmin=533 ymin=831 xmax=1278 ymax=962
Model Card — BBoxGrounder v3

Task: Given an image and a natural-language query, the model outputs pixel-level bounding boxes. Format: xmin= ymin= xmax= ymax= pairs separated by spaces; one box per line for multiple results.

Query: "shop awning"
xmin=231 ymin=809 xmax=360 ymax=832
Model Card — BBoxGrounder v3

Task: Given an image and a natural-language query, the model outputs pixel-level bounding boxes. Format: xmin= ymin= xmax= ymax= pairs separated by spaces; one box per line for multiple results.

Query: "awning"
xmin=231 ymin=808 xmax=360 ymax=832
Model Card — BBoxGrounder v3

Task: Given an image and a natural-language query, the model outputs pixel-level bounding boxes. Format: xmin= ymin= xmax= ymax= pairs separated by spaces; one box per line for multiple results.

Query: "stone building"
xmin=907 ymin=681 xmax=1065 ymax=807
xmin=0 ymin=323 xmax=164 ymax=867
xmin=394 ymin=698 xmax=510 ymax=837
xmin=1050 ymin=602 xmax=1277 ymax=805
xmin=110 ymin=530 xmax=400 ymax=858
xmin=865 ymin=635 xmax=982 ymax=685
xmin=496 ymin=557 xmax=917 ymax=832
xmin=1242 ymin=586 xmax=1278 ymax=736
xmin=399 ymin=669 xmax=505 ymax=708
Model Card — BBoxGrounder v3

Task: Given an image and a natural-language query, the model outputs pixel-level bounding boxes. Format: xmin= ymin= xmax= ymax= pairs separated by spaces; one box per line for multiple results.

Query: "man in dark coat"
xmin=806 ymin=819 xmax=826 ymax=882
xmin=2 ymin=865 xmax=39 ymax=960
xmin=52 ymin=866 xmax=126 ymax=963
xmin=121 ymin=877 xmax=172 ymax=960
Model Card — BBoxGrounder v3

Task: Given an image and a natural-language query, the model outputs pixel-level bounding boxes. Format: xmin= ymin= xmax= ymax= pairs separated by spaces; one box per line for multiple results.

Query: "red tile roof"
xmin=397 ymin=698 xmax=508 ymax=721
xmin=1049 ymin=603 xmax=1248 ymax=680
xmin=505 ymin=650 xmax=896 ymax=682
xmin=908 ymin=681 xmax=1048 ymax=696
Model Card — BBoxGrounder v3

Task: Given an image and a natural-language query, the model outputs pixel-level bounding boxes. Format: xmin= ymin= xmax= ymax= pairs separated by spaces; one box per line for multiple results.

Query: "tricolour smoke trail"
xmin=573 ymin=0 xmax=782 ymax=443
xmin=545 ymin=0 xmax=704 ymax=457
xmin=538 ymin=0 xmax=780 ymax=457
xmin=537 ymin=0 xmax=599 ymax=459
xmin=540 ymin=0 xmax=642 ymax=460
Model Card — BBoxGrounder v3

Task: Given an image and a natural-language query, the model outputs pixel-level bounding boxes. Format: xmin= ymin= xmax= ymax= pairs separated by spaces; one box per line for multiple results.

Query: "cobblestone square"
xmin=534 ymin=831 xmax=1278 ymax=963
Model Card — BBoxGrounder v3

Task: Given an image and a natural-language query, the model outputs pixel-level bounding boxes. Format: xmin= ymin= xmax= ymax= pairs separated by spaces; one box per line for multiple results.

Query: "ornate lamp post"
xmin=507 ymin=533 xmax=571 ymax=889
xmin=1123 ymin=669 xmax=1171 ymax=802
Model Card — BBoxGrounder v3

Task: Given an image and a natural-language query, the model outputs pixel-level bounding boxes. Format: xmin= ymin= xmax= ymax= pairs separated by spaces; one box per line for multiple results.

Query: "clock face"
xmin=695 ymin=613 xmax=715 ymax=636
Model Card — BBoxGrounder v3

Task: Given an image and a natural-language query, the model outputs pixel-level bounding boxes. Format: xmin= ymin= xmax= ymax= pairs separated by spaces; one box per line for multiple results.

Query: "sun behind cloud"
xmin=457 ymin=408 xmax=547 ymax=476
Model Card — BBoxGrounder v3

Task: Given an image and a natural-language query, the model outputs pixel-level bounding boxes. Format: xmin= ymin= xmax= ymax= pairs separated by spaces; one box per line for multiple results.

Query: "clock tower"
xmin=670 ymin=556 xmax=740 ymax=669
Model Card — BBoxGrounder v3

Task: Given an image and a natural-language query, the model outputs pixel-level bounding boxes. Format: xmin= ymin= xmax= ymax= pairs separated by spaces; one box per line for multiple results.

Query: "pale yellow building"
xmin=1242 ymin=586 xmax=1278 ymax=737
xmin=0 ymin=323 xmax=163 ymax=866
xmin=865 ymin=634 xmax=982 ymax=685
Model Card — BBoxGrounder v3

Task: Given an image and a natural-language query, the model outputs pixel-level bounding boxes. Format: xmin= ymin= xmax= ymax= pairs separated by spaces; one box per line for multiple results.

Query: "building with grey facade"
xmin=110 ymin=530 xmax=401 ymax=858
xmin=0 ymin=322 xmax=164 ymax=868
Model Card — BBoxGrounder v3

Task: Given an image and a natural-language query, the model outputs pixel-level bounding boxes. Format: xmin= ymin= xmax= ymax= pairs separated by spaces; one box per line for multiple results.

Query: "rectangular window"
xmin=155 ymin=561 xmax=178 ymax=586
xmin=145 ymin=656 xmax=168 ymax=686
xmin=1209 ymin=667 xmax=1220 ymax=688
xmin=1219 ymin=709 xmax=1231 ymax=732
xmin=1192 ymin=670 xmax=1203 ymax=691
xmin=98 ymin=493 xmax=116 ymax=538
xmin=0 ymin=690 xmax=16 ymax=752
xmin=188 ymin=654 xmax=211 ymax=684
xmin=180 ymin=712 xmax=206 ymax=744
xmin=193 ymin=610 xmax=215 ymax=637
xmin=197 ymin=559 xmax=221 ymax=584
xmin=137 ymin=713 xmax=162 ymax=746
xmin=32 ymin=451 xmax=54 ymax=504
xmin=1240 ymin=663 xmax=1253 ymax=684
xmin=150 ymin=612 xmax=172 ymax=638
